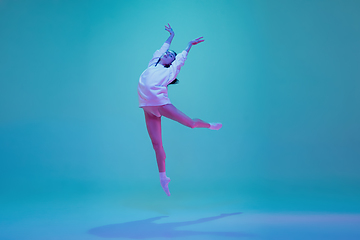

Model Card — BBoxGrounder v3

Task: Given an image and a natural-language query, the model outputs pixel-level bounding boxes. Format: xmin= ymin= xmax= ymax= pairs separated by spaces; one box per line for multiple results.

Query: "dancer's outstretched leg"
xmin=144 ymin=110 xmax=171 ymax=196
xmin=158 ymin=104 xmax=222 ymax=130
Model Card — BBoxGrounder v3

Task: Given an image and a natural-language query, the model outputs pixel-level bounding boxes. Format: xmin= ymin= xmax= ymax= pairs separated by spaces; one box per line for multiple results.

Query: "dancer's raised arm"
xmin=185 ymin=37 xmax=204 ymax=53
xmin=166 ymin=37 xmax=205 ymax=83
xmin=165 ymin=23 xmax=175 ymax=45
xmin=148 ymin=24 xmax=175 ymax=67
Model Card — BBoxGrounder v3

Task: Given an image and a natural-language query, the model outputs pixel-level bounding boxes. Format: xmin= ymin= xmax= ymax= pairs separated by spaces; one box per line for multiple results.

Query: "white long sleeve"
xmin=148 ymin=43 xmax=170 ymax=67
xmin=168 ymin=50 xmax=188 ymax=84
xmin=137 ymin=45 xmax=188 ymax=107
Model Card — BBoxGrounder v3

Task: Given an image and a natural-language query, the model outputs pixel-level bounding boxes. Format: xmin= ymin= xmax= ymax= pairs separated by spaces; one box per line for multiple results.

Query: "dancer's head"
xmin=159 ymin=50 xmax=177 ymax=67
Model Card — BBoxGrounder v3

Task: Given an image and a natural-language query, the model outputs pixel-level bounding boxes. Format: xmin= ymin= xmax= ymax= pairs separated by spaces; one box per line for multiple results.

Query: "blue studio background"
xmin=0 ymin=1 xmax=359 ymax=239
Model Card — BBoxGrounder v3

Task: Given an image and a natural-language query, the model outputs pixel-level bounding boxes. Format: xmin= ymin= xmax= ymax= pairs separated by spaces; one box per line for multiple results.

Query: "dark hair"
xmin=168 ymin=78 xmax=179 ymax=85
xmin=155 ymin=50 xmax=179 ymax=85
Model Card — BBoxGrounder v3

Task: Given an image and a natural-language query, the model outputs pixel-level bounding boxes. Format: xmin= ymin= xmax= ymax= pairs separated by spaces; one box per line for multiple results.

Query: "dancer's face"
xmin=160 ymin=50 xmax=176 ymax=65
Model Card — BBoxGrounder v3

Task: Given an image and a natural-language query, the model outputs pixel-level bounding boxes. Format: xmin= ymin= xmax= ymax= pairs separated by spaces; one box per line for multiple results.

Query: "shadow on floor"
xmin=88 ymin=212 xmax=251 ymax=239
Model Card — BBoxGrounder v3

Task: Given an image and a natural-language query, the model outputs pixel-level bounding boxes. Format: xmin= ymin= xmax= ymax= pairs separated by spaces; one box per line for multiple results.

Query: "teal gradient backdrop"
xmin=1 ymin=0 xmax=359 ymax=218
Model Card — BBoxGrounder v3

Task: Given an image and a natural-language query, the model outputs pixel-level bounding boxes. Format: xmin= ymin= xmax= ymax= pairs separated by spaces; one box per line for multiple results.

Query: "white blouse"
xmin=137 ymin=43 xmax=188 ymax=107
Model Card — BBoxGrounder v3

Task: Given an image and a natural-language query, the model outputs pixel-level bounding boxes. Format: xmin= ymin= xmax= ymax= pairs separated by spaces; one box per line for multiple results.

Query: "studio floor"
xmin=1 ymin=190 xmax=359 ymax=240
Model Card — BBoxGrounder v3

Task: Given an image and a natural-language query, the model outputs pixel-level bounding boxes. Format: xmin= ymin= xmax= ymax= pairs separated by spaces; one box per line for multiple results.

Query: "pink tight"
xmin=144 ymin=104 xmax=210 ymax=172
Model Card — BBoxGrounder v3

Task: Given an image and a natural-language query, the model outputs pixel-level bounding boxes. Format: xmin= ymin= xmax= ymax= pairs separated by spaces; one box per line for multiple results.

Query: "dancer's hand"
xmin=164 ymin=23 xmax=174 ymax=45
xmin=165 ymin=23 xmax=174 ymax=35
xmin=189 ymin=37 xmax=204 ymax=45
xmin=185 ymin=37 xmax=204 ymax=53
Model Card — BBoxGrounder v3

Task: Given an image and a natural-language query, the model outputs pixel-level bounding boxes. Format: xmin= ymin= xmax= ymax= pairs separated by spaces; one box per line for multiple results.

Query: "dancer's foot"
xmin=160 ymin=177 xmax=171 ymax=196
xmin=209 ymin=123 xmax=222 ymax=130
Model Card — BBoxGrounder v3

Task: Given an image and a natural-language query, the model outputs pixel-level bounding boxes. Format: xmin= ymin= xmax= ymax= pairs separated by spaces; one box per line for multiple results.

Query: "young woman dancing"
xmin=137 ymin=24 xmax=222 ymax=196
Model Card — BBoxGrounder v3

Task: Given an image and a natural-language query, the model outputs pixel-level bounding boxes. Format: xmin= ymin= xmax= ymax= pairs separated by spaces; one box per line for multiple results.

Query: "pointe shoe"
xmin=160 ymin=177 xmax=171 ymax=196
xmin=209 ymin=123 xmax=222 ymax=130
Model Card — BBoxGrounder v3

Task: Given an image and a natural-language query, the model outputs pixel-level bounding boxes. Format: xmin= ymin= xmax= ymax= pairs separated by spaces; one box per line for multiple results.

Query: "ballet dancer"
xmin=137 ymin=24 xmax=222 ymax=196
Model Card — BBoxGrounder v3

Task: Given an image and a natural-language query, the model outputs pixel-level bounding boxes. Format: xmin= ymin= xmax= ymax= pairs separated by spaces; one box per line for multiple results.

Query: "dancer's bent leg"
xmin=144 ymin=110 xmax=171 ymax=196
xmin=158 ymin=104 xmax=211 ymax=128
